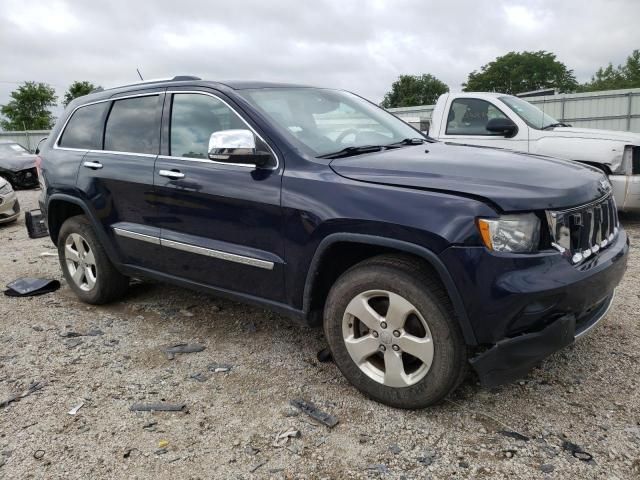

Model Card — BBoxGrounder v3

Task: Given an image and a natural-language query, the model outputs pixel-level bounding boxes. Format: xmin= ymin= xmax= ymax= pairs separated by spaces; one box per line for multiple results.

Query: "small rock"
xmin=459 ymin=461 xmax=470 ymax=468
xmin=390 ymin=444 xmax=402 ymax=455
xmin=540 ymin=464 xmax=555 ymax=473
xmin=32 ymin=325 xmax=43 ymax=332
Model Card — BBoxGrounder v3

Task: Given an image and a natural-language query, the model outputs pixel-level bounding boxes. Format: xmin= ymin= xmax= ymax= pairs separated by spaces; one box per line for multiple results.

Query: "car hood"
xmin=329 ymin=143 xmax=609 ymax=211
xmin=547 ymin=126 xmax=640 ymax=144
xmin=0 ymin=153 xmax=37 ymax=172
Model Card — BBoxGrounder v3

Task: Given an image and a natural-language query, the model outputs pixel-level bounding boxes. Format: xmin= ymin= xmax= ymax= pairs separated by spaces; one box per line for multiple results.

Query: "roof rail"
xmin=172 ymin=75 xmax=201 ymax=81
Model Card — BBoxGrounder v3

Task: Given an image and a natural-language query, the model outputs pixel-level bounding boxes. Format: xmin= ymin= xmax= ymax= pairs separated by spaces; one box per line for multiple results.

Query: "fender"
xmin=46 ymin=193 xmax=123 ymax=267
xmin=302 ymin=233 xmax=477 ymax=345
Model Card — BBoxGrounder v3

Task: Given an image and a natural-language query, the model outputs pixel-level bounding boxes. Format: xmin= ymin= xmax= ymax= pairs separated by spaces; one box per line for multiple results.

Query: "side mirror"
xmin=486 ymin=118 xmax=518 ymax=138
xmin=208 ymin=129 xmax=271 ymax=168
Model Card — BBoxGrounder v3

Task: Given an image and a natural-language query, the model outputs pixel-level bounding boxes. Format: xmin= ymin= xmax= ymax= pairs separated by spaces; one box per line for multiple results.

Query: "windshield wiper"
xmin=542 ymin=122 xmax=570 ymax=130
xmin=317 ymin=145 xmax=384 ymax=159
xmin=384 ymin=138 xmax=426 ymax=148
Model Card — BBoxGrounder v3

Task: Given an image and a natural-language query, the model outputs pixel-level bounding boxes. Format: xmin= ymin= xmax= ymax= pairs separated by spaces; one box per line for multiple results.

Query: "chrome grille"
xmin=546 ymin=194 xmax=618 ymax=264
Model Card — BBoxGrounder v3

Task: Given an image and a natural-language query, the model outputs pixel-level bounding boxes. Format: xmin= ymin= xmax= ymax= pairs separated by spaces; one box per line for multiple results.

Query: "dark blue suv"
xmin=38 ymin=76 xmax=628 ymax=408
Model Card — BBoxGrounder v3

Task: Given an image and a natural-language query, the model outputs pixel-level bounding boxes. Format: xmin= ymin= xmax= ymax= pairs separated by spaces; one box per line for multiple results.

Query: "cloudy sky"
xmin=1 ymin=0 xmax=638 ymax=116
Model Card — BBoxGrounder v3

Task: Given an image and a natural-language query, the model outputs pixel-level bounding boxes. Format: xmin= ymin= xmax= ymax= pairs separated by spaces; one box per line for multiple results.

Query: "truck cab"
xmin=430 ymin=92 xmax=640 ymax=211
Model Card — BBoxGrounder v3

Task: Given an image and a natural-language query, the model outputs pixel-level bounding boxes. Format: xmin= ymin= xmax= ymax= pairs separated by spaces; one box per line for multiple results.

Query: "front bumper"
xmin=0 ymin=191 xmax=21 ymax=223
xmin=470 ymin=292 xmax=614 ymax=387
xmin=1 ymin=167 xmax=39 ymax=189
xmin=440 ymin=228 xmax=629 ymax=386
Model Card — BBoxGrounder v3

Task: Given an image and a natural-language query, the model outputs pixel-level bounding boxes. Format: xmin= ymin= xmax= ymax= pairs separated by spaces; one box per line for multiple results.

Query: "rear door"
xmin=76 ymin=91 xmax=164 ymax=269
xmin=153 ymin=89 xmax=285 ymax=301
xmin=436 ymin=97 xmax=529 ymax=152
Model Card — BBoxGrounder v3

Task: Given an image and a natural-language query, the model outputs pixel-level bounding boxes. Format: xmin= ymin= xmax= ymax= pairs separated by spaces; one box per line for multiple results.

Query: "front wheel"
xmin=323 ymin=254 xmax=467 ymax=409
xmin=58 ymin=215 xmax=129 ymax=304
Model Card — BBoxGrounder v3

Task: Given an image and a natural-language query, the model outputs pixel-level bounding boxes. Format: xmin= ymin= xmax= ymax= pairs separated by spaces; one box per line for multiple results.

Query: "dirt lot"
xmin=1 ymin=189 xmax=639 ymax=479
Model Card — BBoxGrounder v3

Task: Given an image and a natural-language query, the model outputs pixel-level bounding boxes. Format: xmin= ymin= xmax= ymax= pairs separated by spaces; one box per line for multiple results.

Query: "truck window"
xmin=446 ymin=98 xmax=509 ymax=135
xmin=58 ymin=102 xmax=110 ymax=150
xmin=169 ymin=93 xmax=246 ymax=159
xmin=104 ymin=95 xmax=159 ymax=154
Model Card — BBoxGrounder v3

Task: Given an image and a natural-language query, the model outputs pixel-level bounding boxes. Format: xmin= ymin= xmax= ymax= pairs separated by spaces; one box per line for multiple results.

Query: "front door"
xmin=437 ymin=97 xmax=529 ymax=152
xmin=153 ymin=90 xmax=285 ymax=302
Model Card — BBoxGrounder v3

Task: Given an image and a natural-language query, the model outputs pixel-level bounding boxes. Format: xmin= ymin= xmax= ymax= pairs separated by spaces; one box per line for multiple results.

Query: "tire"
xmin=57 ymin=215 xmax=129 ymax=304
xmin=323 ymin=254 xmax=467 ymax=409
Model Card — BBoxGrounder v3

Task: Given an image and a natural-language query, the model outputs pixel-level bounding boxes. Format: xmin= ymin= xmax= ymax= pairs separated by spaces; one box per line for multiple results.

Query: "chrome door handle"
xmin=83 ymin=161 xmax=103 ymax=169
xmin=159 ymin=170 xmax=185 ymax=179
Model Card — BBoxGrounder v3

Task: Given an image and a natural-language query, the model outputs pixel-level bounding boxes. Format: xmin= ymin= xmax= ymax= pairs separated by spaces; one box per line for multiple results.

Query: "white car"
xmin=0 ymin=176 xmax=20 ymax=224
xmin=429 ymin=92 xmax=640 ymax=211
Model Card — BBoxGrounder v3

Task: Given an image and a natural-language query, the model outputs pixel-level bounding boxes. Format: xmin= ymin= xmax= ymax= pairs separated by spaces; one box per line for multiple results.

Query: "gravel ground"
xmin=1 ymin=189 xmax=639 ymax=480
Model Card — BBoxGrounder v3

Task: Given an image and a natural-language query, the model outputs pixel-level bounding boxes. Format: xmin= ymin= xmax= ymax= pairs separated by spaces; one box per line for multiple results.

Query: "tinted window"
xmin=104 ymin=96 xmax=159 ymax=154
xmin=446 ymin=98 xmax=509 ymax=135
xmin=170 ymin=93 xmax=246 ymax=159
xmin=59 ymin=102 xmax=109 ymax=149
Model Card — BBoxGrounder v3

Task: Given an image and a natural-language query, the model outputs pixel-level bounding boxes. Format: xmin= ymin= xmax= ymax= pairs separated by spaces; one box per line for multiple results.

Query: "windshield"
xmin=499 ymin=96 xmax=559 ymax=130
xmin=239 ymin=88 xmax=423 ymax=157
xmin=0 ymin=143 xmax=30 ymax=155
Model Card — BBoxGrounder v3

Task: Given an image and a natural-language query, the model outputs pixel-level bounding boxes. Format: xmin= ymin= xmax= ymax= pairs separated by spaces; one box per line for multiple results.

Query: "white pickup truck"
xmin=428 ymin=92 xmax=640 ymax=211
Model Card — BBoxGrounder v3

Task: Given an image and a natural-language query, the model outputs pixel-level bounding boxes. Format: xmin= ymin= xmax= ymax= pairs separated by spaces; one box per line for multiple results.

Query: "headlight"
xmin=477 ymin=213 xmax=540 ymax=253
xmin=0 ymin=181 xmax=12 ymax=195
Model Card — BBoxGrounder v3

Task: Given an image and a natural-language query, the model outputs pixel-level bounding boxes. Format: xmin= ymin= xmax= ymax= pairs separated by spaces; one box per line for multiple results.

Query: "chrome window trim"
xmin=113 ymin=227 xmax=160 ymax=245
xmin=54 ymin=89 xmax=280 ymax=171
xmin=53 ymin=91 xmax=162 ymax=153
xmin=165 ymin=90 xmax=279 ymax=171
xmin=113 ymin=227 xmax=274 ymax=270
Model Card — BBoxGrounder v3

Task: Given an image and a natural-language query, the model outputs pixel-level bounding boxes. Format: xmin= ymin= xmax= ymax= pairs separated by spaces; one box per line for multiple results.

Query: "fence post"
xmin=628 ymin=92 xmax=633 ymax=131
xmin=560 ymin=96 xmax=566 ymax=123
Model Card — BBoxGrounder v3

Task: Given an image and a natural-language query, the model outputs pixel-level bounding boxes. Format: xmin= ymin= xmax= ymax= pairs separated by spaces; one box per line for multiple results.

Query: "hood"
xmin=0 ymin=153 xmax=37 ymax=172
xmin=548 ymin=126 xmax=640 ymax=144
xmin=329 ymin=143 xmax=609 ymax=211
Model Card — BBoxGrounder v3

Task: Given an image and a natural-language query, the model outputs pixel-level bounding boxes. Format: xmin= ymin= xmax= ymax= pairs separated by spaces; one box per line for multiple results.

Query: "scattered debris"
xmin=249 ymin=460 xmax=267 ymax=473
xmin=123 ymin=448 xmax=137 ymax=459
xmin=155 ymin=448 xmax=168 ymax=455
xmin=317 ymin=348 xmax=332 ymax=363
xmin=143 ymin=421 xmax=157 ymax=430
xmin=290 ymin=399 xmax=339 ymax=428
xmin=189 ymin=372 xmax=208 ymax=382
xmin=244 ymin=445 xmax=260 ymax=456
xmin=4 ymin=278 xmax=60 ymax=297
xmin=64 ymin=338 xmax=83 ymax=349
xmin=540 ymin=463 xmax=555 ymax=473
xmin=68 ymin=401 xmax=84 ymax=415
xmin=272 ymin=427 xmax=301 ymax=447
xmin=129 ymin=402 xmax=186 ymax=412
xmin=163 ymin=343 xmax=205 ymax=360
xmin=60 ymin=328 xmax=104 ymax=338
xmin=498 ymin=430 xmax=530 ymax=442
xmin=38 ymin=252 xmax=57 ymax=257
xmin=158 ymin=440 xmax=169 ymax=448
xmin=562 ymin=440 xmax=594 ymax=462
xmin=365 ymin=464 xmax=389 ymax=474
xmin=208 ymin=362 xmax=233 ymax=373
xmin=0 ymin=381 xmax=47 ymax=408
xmin=33 ymin=450 xmax=45 ymax=460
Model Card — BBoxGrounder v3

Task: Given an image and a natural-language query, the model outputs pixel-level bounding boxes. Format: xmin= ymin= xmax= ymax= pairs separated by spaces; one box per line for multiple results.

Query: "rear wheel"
xmin=58 ymin=216 xmax=129 ymax=304
xmin=323 ymin=254 xmax=467 ymax=408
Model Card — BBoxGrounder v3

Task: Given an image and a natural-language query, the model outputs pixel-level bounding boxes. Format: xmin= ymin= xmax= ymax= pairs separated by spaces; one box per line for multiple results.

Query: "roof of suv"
xmin=67 ymin=77 xmax=316 ymax=109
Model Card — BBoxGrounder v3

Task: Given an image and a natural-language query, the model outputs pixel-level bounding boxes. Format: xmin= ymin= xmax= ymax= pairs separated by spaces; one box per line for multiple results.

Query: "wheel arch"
xmin=46 ymin=194 xmax=122 ymax=265
xmin=302 ymin=233 xmax=477 ymax=345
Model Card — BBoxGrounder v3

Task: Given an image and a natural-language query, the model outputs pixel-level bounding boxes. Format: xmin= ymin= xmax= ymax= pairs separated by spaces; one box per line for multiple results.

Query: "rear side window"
xmin=58 ymin=102 xmax=109 ymax=149
xmin=104 ymin=96 xmax=159 ymax=154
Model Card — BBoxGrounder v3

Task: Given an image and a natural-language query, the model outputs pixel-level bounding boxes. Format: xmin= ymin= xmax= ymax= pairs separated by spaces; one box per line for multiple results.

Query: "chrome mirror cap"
xmin=208 ymin=129 xmax=256 ymax=160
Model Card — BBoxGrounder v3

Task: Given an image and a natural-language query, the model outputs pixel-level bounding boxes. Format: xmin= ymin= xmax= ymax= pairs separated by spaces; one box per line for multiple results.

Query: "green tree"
xmin=463 ymin=51 xmax=578 ymax=94
xmin=581 ymin=50 xmax=640 ymax=92
xmin=0 ymin=82 xmax=57 ymax=131
xmin=381 ymin=74 xmax=449 ymax=108
xmin=63 ymin=80 xmax=99 ymax=107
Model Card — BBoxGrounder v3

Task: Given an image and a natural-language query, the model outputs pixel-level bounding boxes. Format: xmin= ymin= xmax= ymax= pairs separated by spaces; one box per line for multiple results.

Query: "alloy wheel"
xmin=64 ymin=233 xmax=97 ymax=292
xmin=342 ymin=289 xmax=434 ymax=387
